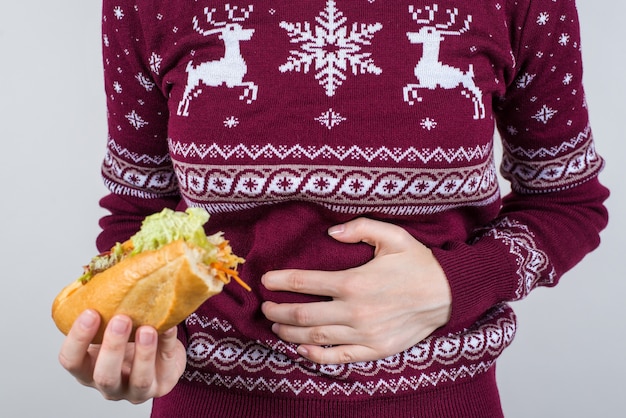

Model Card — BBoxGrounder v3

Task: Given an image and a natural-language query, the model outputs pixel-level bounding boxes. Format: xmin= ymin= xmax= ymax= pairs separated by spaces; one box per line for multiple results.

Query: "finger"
xmin=58 ymin=310 xmax=101 ymax=385
xmin=91 ymin=315 xmax=133 ymax=399
xmin=156 ymin=326 xmax=186 ymax=371
xmin=328 ymin=217 xmax=416 ymax=254
xmin=262 ymin=300 xmax=350 ymax=327
xmin=297 ymin=343 xmax=380 ymax=365
xmin=272 ymin=323 xmax=360 ymax=347
xmin=262 ymin=268 xmax=349 ymax=298
xmin=127 ymin=326 xmax=158 ymax=403
xmin=153 ymin=327 xmax=187 ymax=396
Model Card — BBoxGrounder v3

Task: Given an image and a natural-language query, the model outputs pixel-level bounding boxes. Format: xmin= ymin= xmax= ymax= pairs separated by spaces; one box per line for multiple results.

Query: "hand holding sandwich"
xmin=54 ymin=208 xmax=246 ymax=402
xmin=58 ymin=310 xmax=186 ymax=404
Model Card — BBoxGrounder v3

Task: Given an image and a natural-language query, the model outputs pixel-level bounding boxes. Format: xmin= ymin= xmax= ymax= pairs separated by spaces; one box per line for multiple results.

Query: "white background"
xmin=0 ymin=2 xmax=623 ymax=417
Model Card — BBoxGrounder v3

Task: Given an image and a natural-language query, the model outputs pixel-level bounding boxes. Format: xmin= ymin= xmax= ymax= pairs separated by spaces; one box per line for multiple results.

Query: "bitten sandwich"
xmin=52 ymin=207 xmax=247 ymax=343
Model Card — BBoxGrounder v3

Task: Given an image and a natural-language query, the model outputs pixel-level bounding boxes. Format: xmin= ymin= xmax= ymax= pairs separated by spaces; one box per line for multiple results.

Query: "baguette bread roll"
xmin=52 ymin=239 xmax=225 ymax=343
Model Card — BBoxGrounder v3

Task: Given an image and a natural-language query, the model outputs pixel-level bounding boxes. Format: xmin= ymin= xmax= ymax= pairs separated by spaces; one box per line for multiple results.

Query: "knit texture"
xmin=96 ymin=1 xmax=608 ymax=416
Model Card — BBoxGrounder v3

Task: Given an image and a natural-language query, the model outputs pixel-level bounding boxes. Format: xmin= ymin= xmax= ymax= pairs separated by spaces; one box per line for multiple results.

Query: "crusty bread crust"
xmin=51 ymin=240 xmax=225 ymax=343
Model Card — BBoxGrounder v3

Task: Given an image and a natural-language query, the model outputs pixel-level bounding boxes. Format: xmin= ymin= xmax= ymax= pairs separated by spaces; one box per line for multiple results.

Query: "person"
xmin=58 ymin=1 xmax=609 ymax=417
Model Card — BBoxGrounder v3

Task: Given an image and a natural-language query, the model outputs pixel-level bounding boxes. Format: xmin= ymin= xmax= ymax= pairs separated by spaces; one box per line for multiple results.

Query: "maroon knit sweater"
xmin=96 ymin=1 xmax=608 ymax=416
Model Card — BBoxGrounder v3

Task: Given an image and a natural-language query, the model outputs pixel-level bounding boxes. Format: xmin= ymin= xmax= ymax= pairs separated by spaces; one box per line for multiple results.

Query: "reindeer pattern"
xmin=176 ymin=2 xmax=486 ymax=121
xmin=403 ymin=4 xmax=486 ymax=120
xmin=177 ymin=4 xmax=257 ymax=117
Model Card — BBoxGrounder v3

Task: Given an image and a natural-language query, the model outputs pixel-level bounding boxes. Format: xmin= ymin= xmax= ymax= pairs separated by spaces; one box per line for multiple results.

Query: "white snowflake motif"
xmin=223 ymin=116 xmax=240 ymax=128
xmin=126 ymin=110 xmax=149 ymax=130
xmin=113 ymin=6 xmax=124 ymax=20
xmin=149 ymin=52 xmax=163 ymax=75
xmin=558 ymin=33 xmax=570 ymax=46
xmin=537 ymin=12 xmax=549 ymax=25
xmin=113 ymin=81 xmax=122 ymax=94
xmin=507 ymin=125 xmax=518 ymax=136
xmin=563 ymin=73 xmax=573 ymax=85
xmin=103 ymin=35 xmax=110 ymax=47
xmin=135 ymin=73 xmax=156 ymax=91
xmin=420 ymin=117 xmax=437 ymax=131
xmin=515 ymin=73 xmax=536 ymax=89
xmin=315 ymin=108 xmax=347 ymax=129
xmin=532 ymin=105 xmax=557 ymax=124
xmin=278 ymin=0 xmax=383 ymax=97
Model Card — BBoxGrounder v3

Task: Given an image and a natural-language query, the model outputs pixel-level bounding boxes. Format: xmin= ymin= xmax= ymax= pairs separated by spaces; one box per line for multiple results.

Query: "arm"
xmin=59 ymin=1 xmax=185 ymax=402
xmin=96 ymin=1 xmax=180 ymax=252
xmin=432 ymin=0 xmax=609 ymax=332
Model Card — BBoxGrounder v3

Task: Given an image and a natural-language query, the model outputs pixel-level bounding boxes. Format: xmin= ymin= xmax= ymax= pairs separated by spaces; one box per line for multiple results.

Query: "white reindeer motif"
xmin=177 ymin=4 xmax=257 ymax=117
xmin=403 ymin=5 xmax=485 ymax=120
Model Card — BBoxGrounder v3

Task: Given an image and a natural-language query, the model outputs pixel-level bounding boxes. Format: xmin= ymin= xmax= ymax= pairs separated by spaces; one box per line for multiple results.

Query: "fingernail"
xmin=138 ymin=328 xmax=156 ymax=346
xmin=110 ymin=316 xmax=130 ymax=336
xmin=297 ymin=346 xmax=309 ymax=357
xmin=78 ymin=310 xmax=98 ymax=330
xmin=328 ymin=224 xmax=345 ymax=236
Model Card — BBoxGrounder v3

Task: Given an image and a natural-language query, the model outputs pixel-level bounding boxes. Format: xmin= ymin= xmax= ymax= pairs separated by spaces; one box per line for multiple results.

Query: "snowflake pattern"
xmin=278 ymin=0 xmax=383 ymax=97
xmin=420 ymin=117 xmax=437 ymax=131
xmin=537 ymin=12 xmax=549 ymax=25
xmin=113 ymin=6 xmax=124 ymax=20
xmin=563 ymin=73 xmax=573 ymax=85
xmin=113 ymin=81 xmax=123 ymax=94
xmin=515 ymin=73 xmax=536 ymax=89
xmin=125 ymin=110 xmax=149 ymax=130
xmin=558 ymin=33 xmax=570 ymax=46
xmin=315 ymin=108 xmax=347 ymax=129
xmin=135 ymin=73 xmax=155 ymax=91
xmin=223 ymin=116 xmax=240 ymax=128
xmin=532 ymin=105 xmax=558 ymax=124
xmin=149 ymin=52 xmax=162 ymax=75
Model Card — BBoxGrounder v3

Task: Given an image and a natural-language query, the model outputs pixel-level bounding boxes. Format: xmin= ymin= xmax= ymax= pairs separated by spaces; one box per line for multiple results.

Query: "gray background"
xmin=0 ymin=2 xmax=623 ymax=417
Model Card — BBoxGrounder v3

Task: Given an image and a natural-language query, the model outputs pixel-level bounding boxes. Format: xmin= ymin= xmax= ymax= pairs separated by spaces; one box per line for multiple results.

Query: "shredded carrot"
xmin=211 ymin=262 xmax=251 ymax=292
xmin=231 ymin=275 xmax=252 ymax=292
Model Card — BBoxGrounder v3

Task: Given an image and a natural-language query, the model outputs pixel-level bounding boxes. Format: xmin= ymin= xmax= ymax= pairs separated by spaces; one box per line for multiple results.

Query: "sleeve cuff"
xmin=431 ymin=238 xmax=518 ymax=332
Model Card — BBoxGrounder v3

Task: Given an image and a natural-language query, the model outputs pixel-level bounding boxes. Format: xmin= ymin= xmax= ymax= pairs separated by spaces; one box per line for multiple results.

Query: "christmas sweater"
xmin=97 ymin=0 xmax=608 ymax=416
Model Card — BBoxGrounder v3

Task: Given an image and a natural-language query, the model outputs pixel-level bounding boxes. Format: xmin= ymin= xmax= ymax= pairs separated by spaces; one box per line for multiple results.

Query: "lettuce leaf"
xmin=79 ymin=207 xmax=216 ymax=284
xmin=130 ymin=207 xmax=212 ymax=254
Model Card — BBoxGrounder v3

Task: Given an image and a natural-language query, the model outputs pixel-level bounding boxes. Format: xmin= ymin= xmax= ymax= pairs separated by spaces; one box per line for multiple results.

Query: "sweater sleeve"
xmin=96 ymin=1 xmax=180 ymax=252
xmin=431 ymin=0 xmax=609 ymax=332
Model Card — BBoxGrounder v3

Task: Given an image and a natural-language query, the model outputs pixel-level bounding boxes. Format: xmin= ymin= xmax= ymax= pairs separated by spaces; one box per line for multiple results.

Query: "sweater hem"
xmin=151 ymin=365 xmax=503 ymax=418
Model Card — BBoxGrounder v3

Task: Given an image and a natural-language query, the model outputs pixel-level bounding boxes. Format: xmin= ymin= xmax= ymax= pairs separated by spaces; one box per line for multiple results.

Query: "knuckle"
xmin=131 ymin=376 xmax=154 ymax=393
xmin=292 ymin=306 xmax=312 ymax=325
xmin=309 ymin=327 xmax=329 ymax=345
xmin=93 ymin=373 xmax=120 ymax=394
xmin=286 ymin=271 xmax=308 ymax=292
xmin=337 ymin=349 xmax=357 ymax=364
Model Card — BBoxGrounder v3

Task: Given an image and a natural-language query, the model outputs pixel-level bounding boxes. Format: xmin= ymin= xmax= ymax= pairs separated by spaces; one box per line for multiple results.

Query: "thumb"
xmin=328 ymin=218 xmax=412 ymax=255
